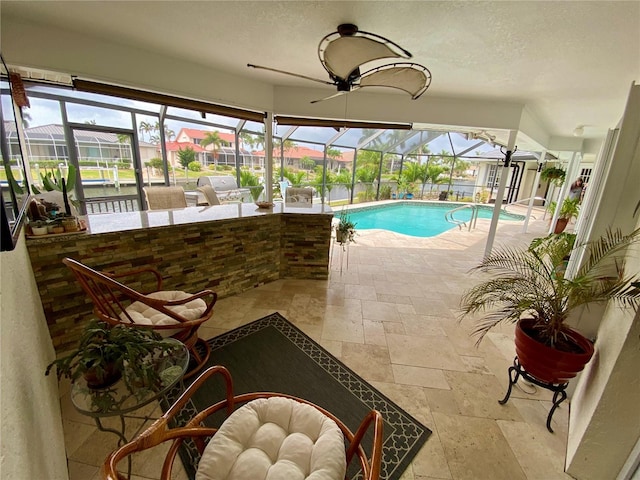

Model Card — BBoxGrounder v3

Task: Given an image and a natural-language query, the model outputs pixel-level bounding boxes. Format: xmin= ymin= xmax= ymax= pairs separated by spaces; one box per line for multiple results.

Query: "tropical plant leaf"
xmin=459 ymin=227 xmax=640 ymax=347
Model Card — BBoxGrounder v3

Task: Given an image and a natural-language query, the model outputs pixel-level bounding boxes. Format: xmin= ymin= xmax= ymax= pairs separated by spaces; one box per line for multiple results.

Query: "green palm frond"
xmin=459 ymin=227 xmax=640 ymax=347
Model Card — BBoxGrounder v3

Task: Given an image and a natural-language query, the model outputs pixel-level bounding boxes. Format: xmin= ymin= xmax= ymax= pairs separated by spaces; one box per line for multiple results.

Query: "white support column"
xmin=264 ymin=112 xmax=273 ymax=202
xmin=522 ymin=151 xmax=545 ymax=233
xmin=484 ymin=130 xmax=518 ymax=258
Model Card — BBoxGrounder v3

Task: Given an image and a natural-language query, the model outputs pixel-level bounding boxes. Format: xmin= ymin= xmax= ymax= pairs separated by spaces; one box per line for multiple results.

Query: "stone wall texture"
xmin=27 ymin=213 xmax=332 ymax=352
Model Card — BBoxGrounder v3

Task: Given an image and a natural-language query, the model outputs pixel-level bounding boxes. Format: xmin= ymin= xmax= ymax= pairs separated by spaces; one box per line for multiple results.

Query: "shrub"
xmin=188 ymin=161 xmax=202 ymax=172
xmin=146 ymin=157 xmax=164 ymax=169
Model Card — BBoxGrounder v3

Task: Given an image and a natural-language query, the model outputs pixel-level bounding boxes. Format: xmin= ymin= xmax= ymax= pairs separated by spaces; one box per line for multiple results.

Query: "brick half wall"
xmin=27 ymin=212 xmax=332 ymax=352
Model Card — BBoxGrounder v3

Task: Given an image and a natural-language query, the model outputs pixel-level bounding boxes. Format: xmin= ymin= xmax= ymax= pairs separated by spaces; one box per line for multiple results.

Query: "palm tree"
xmin=425 ymin=164 xmax=447 ymax=195
xmin=164 ymin=127 xmax=176 ymax=142
xmin=239 ymin=132 xmax=256 ymax=169
xmin=401 ymin=161 xmax=423 ymax=183
xmin=336 ymin=169 xmax=353 ymax=201
xmin=115 ymin=134 xmax=131 ymax=165
xmin=326 ymin=147 xmax=342 ymax=171
xmin=239 ymin=170 xmax=263 ymax=201
xmin=435 ymin=149 xmax=456 ymax=191
xmin=138 ymin=121 xmax=153 ymax=142
xmin=313 ymin=166 xmax=336 ymax=202
xmin=201 ymin=131 xmax=223 ymax=169
xmin=401 ymin=161 xmax=425 ymax=198
xmin=239 ymin=132 xmax=256 ymax=150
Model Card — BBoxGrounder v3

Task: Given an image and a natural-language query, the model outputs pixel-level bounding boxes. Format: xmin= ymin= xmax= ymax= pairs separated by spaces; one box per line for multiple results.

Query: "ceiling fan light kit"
xmin=248 ymin=23 xmax=431 ymax=103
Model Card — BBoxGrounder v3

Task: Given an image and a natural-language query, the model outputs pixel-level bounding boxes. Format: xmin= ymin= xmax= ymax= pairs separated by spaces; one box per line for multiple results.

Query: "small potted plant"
xmin=46 ymin=320 xmax=181 ymax=389
xmin=396 ymin=178 xmax=407 ymax=199
xmin=29 ymin=220 xmax=50 ymax=236
xmin=459 ymin=227 xmax=640 ymax=384
xmin=405 ymin=182 xmax=416 ymax=200
xmin=335 ymin=209 xmax=356 ymax=246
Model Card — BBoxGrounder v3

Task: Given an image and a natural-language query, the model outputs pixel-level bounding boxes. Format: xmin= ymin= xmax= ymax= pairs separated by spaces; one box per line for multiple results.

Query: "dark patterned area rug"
xmin=163 ymin=312 xmax=431 ymax=480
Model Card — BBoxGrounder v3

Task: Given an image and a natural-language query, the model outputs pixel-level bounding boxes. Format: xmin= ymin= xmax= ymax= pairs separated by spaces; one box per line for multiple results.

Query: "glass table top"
xmin=71 ymin=338 xmax=189 ymax=417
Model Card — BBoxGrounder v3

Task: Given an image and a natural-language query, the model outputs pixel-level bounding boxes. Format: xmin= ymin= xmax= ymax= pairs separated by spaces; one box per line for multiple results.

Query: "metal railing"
xmin=84 ymin=196 xmax=139 ymax=214
xmin=503 ymin=196 xmax=547 ymax=218
xmin=445 ymin=204 xmax=479 ymax=231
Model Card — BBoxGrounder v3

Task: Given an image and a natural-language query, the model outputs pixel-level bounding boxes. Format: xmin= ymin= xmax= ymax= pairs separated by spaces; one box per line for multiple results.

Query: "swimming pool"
xmin=343 ymin=202 xmax=524 ymax=238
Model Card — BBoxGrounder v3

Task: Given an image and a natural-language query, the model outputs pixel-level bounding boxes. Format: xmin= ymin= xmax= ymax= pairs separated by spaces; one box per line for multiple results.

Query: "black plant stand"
xmin=499 ymin=357 xmax=569 ymax=433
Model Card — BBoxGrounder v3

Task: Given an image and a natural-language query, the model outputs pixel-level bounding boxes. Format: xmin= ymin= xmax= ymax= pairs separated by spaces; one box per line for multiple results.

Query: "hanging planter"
xmin=540 ymin=166 xmax=566 ymax=186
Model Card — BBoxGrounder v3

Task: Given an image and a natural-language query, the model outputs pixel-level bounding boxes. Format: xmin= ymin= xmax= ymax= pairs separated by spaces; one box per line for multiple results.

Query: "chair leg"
xmin=184 ymin=337 xmax=211 ymax=379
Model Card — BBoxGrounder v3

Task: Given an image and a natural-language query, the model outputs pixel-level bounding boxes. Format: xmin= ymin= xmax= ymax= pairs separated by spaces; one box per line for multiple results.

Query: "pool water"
xmin=344 ymin=202 xmax=524 ymax=238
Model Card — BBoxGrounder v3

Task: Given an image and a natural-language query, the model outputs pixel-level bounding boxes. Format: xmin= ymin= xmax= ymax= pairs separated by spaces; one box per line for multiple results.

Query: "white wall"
xmin=0 ymin=233 xmax=68 ymax=479
xmin=566 ymin=84 xmax=640 ymax=479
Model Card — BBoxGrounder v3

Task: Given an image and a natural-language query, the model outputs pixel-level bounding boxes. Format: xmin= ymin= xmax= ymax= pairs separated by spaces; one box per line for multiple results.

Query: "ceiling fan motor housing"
xmin=337 ymin=23 xmax=359 ymax=36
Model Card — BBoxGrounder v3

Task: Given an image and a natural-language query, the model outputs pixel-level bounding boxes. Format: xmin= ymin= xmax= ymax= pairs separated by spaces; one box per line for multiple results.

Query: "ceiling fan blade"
xmin=359 ymin=63 xmax=432 ymax=99
xmin=310 ymin=88 xmax=359 ymax=104
xmin=247 ymin=64 xmax=334 ymax=86
xmin=318 ymin=26 xmax=412 ymax=81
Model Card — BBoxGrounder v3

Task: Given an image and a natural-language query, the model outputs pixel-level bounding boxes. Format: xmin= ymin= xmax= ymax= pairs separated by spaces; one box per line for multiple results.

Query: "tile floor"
xmin=61 ymin=207 xmax=575 ymax=480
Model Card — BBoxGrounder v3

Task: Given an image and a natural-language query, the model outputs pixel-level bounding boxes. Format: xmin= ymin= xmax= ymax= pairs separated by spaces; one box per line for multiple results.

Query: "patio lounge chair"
xmin=143 ymin=186 xmax=187 ymax=210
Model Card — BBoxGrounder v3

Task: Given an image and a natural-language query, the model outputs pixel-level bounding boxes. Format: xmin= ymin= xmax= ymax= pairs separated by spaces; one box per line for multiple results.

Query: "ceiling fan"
xmin=248 ymin=23 xmax=432 ymax=104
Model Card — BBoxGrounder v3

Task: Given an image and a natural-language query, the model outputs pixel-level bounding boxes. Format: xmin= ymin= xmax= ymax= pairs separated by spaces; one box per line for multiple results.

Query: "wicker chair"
xmin=102 ymin=365 xmax=383 ymax=480
xmin=143 ymin=186 xmax=188 ymax=210
xmin=63 ymin=257 xmax=215 ymax=378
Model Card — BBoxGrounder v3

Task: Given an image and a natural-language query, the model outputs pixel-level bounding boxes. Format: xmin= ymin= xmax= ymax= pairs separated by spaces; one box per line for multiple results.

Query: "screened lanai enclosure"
xmin=1 ymin=75 xmax=566 ymax=217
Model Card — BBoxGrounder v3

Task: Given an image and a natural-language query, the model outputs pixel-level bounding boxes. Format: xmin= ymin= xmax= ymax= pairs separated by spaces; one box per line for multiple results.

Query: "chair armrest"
xmin=347 ymin=410 xmax=384 ymax=480
xmin=101 ymin=366 xmax=235 ymax=480
xmin=106 ymin=266 xmax=163 ymax=291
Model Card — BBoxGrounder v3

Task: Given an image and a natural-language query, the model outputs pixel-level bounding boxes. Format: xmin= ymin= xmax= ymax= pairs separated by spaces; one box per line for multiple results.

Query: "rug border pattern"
xmin=165 ymin=312 xmax=431 ymax=480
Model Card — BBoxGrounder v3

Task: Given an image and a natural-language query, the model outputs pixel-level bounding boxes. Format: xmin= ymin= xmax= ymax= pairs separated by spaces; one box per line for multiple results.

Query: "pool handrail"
xmin=445 ymin=204 xmax=478 ymax=231
xmin=503 ymin=196 xmax=547 ymax=218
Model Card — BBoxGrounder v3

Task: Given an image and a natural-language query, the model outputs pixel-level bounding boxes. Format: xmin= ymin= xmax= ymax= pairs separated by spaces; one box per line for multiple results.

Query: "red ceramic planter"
xmin=554 ymin=218 xmax=569 ymax=234
xmin=515 ymin=318 xmax=594 ymax=384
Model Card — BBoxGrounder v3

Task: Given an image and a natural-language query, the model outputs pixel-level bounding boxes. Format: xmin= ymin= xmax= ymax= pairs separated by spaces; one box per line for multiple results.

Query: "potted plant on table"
xmin=46 ymin=320 xmax=182 ymax=390
xmin=28 ymin=219 xmax=50 ymax=236
xmin=459 ymin=228 xmax=640 ymax=384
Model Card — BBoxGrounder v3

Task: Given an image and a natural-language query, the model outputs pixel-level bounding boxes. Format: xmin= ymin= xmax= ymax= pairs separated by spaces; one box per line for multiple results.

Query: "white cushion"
xmin=196 ymin=397 xmax=346 ymax=480
xmin=122 ymin=291 xmax=206 ymax=336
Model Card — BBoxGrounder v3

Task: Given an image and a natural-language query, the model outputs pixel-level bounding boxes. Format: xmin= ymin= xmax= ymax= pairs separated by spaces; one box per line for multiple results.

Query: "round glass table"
xmin=71 ymin=338 xmax=189 ymax=478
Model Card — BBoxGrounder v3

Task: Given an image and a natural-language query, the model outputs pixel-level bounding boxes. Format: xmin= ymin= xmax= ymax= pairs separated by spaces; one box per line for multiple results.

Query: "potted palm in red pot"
xmin=459 ymin=228 xmax=640 ymax=384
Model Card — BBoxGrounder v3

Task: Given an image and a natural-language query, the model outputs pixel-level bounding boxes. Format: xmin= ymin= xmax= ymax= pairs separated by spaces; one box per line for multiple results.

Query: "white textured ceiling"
xmin=2 ymin=1 xmax=639 ymax=145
